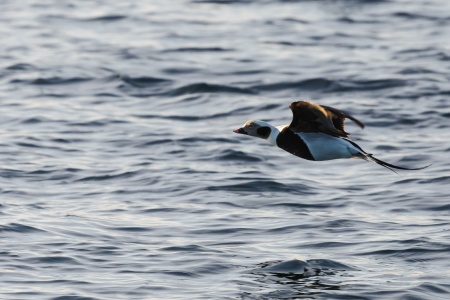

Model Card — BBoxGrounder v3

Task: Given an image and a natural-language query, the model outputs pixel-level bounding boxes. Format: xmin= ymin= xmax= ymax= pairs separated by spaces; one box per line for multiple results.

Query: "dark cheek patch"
xmin=257 ymin=126 xmax=271 ymax=139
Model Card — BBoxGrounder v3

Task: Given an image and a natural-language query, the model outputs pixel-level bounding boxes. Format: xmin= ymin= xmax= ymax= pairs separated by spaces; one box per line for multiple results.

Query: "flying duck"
xmin=233 ymin=101 xmax=429 ymax=172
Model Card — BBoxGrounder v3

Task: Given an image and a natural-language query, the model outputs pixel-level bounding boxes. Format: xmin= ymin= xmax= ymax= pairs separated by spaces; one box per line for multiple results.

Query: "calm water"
xmin=1 ymin=0 xmax=449 ymax=299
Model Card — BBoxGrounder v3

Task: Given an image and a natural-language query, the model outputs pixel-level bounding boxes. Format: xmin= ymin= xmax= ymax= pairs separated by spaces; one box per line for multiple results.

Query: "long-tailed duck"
xmin=233 ymin=101 xmax=429 ymax=172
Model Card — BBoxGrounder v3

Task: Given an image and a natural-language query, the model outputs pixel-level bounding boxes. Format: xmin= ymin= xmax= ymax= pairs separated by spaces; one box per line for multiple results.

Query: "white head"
xmin=233 ymin=120 xmax=279 ymax=144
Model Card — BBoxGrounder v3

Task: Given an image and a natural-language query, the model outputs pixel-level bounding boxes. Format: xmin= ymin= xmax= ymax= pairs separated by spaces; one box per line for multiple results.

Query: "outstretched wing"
xmin=288 ymin=101 xmax=364 ymax=137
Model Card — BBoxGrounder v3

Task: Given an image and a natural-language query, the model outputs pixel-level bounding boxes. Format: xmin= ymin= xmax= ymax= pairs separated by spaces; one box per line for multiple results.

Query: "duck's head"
xmin=233 ymin=120 xmax=273 ymax=140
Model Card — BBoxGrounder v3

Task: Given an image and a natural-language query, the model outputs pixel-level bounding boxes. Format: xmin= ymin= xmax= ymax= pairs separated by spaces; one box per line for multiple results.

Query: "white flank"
xmin=298 ymin=132 xmax=362 ymax=161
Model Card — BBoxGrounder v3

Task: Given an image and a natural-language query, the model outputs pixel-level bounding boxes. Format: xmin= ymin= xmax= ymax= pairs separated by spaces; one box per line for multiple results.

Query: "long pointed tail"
xmin=362 ymin=154 xmax=431 ymax=174
xmin=343 ymin=137 xmax=430 ymax=173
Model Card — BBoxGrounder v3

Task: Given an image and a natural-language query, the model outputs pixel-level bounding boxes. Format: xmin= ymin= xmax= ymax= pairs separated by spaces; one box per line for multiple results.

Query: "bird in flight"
xmin=233 ymin=101 xmax=429 ymax=173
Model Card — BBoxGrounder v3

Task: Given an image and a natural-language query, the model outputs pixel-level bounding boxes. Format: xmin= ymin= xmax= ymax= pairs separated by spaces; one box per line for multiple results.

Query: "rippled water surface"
xmin=1 ymin=0 xmax=450 ymax=299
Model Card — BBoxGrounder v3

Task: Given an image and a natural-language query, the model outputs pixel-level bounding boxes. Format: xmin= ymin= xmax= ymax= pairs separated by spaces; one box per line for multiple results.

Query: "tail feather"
xmin=343 ymin=137 xmax=430 ymax=173
xmin=362 ymin=153 xmax=430 ymax=174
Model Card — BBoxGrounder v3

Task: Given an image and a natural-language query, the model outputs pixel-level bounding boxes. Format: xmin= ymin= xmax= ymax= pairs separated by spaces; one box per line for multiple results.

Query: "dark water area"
xmin=1 ymin=0 xmax=449 ymax=299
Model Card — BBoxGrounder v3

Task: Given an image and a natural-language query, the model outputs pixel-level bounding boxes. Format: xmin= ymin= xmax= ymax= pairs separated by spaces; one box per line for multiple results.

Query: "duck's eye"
xmin=249 ymin=124 xmax=254 ymax=128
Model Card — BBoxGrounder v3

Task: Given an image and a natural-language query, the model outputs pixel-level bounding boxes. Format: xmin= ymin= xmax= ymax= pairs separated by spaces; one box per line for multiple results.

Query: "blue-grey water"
xmin=1 ymin=0 xmax=449 ymax=299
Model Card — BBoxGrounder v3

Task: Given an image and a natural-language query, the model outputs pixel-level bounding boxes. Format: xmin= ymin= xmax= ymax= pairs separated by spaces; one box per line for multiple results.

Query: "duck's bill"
xmin=233 ymin=128 xmax=247 ymax=134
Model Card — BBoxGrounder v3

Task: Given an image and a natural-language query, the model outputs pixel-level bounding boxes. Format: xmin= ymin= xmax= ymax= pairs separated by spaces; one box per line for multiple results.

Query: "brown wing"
xmin=321 ymin=104 xmax=365 ymax=130
xmin=288 ymin=101 xmax=364 ymax=137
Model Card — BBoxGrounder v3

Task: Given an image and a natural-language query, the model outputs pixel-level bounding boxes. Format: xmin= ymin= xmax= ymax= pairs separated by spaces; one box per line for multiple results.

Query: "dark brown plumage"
xmin=288 ymin=101 xmax=364 ymax=138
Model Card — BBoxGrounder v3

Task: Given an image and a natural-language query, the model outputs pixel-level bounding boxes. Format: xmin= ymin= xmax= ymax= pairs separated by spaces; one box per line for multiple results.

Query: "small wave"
xmin=68 ymin=120 xmax=108 ymax=127
xmin=21 ymin=117 xmax=49 ymax=124
xmin=255 ymin=259 xmax=308 ymax=274
xmin=301 ymin=241 xmax=358 ymax=249
xmin=191 ymin=262 xmax=232 ymax=276
xmin=0 ymin=223 xmax=44 ymax=233
xmin=213 ymin=149 xmax=264 ymax=162
xmin=138 ymin=139 xmax=174 ymax=147
xmin=410 ymin=282 xmax=450 ymax=297
xmin=133 ymin=114 xmax=202 ymax=121
xmin=68 ymin=119 xmax=128 ymax=127
xmin=161 ymin=271 xmax=200 ymax=277
xmin=251 ymin=78 xmax=406 ymax=93
xmin=51 ymin=296 xmax=99 ymax=300
xmin=162 ymin=67 xmax=201 ymax=74
xmin=11 ymin=76 xmax=92 ymax=85
xmin=207 ymin=180 xmax=315 ymax=195
xmin=192 ymin=0 xmax=253 ymax=3
xmin=111 ymin=227 xmax=153 ymax=232
xmin=210 ymin=201 xmax=247 ymax=208
xmin=28 ymin=169 xmax=55 ymax=175
xmin=15 ymin=142 xmax=41 ymax=148
xmin=422 ymin=203 xmax=450 ymax=211
xmin=188 ymin=227 xmax=260 ymax=235
xmin=441 ymin=112 xmax=450 ymax=119
xmin=162 ymin=47 xmax=232 ymax=53
xmin=358 ymin=246 xmax=450 ymax=260
xmin=374 ymin=145 xmax=399 ymax=151
xmin=170 ymin=82 xmax=256 ymax=96
xmin=397 ymin=67 xmax=437 ymax=75
xmin=267 ymin=224 xmax=319 ymax=233
xmin=5 ymin=63 xmax=37 ymax=71
xmin=268 ymin=201 xmax=340 ymax=209
xmin=0 ymin=168 xmax=28 ymax=179
xmin=140 ymin=208 xmax=180 ymax=214
xmin=246 ymin=259 xmax=349 ymax=299
xmin=51 ymin=138 xmax=85 ymax=144
xmin=306 ymin=259 xmax=357 ymax=271
xmin=161 ymin=245 xmax=220 ymax=252
xmin=418 ymin=176 xmax=450 ymax=185
xmin=254 ymin=258 xmax=355 ymax=275
xmin=85 ymin=15 xmax=127 ymax=22
xmin=121 ymin=75 xmax=172 ymax=88
xmin=251 ymin=78 xmax=335 ymax=92
xmin=133 ymin=104 xmax=276 ymax=121
xmin=27 ymin=256 xmax=80 ymax=265
xmin=281 ymin=17 xmax=308 ymax=24
xmin=337 ymin=17 xmax=380 ymax=24
xmin=76 ymin=171 xmax=140 ymax=182
xmin=393 ymin=12 xmax=444 ymax=21
xmin=331 ymin=78 xmax=408 ymax=92
xmin=178 ymin=137 xmax=232 ymax=145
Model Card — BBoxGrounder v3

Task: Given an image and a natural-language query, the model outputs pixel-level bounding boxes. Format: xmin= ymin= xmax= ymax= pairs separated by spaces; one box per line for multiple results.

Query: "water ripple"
xmin=1 ymin=0 xmax=449 ymax=299
xmin=170 ymin=82 xmax=256 ymax=96
xmin=207 ymin=180 xmax=316 ymax=195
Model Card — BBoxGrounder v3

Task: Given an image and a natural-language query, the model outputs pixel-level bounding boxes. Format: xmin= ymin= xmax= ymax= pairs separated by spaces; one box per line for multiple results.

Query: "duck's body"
xmin=239 ymin=122 xmax=361 ymax=161
xmin=233 ymin=101 xmax=429 ymax=172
